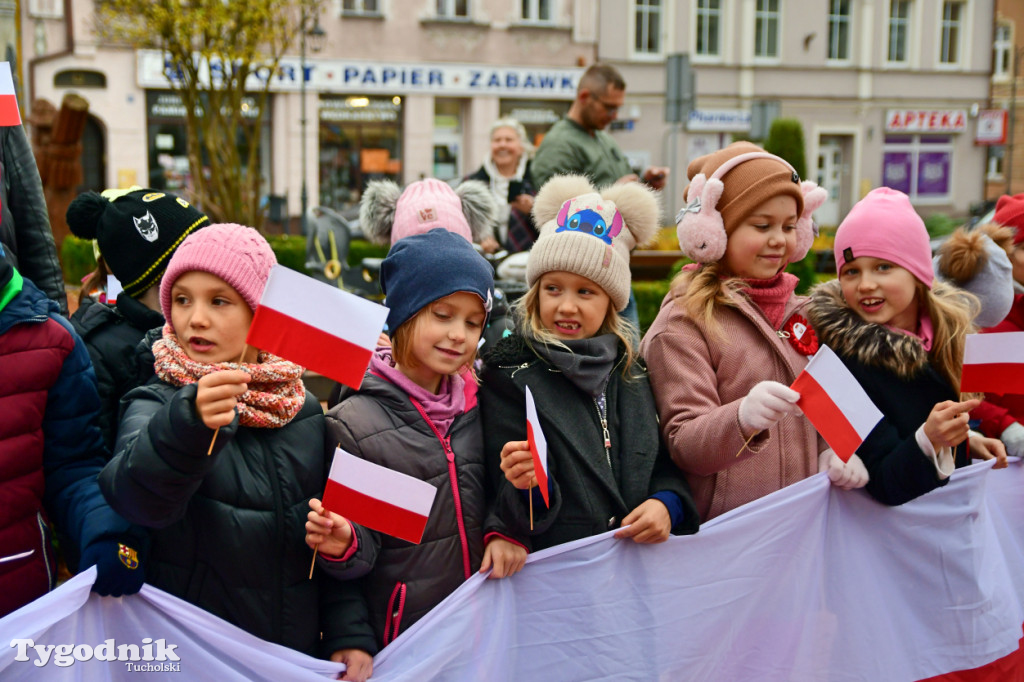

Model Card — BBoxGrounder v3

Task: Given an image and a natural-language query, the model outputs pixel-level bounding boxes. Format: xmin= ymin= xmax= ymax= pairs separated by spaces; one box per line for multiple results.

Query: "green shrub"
xmin=634 ymin=280 xmax=671 ymax=335
xmin=348 ymin=239 xmax=388 ymax=266
xmin=60 ymin=235 xmax=96 ymax=285
xmin=265 ymin=234 xmax=306 ymax=272
xmin=764 ymin=118 xmax=808 ymax=180
xmin=922 ymin=213 xmax=960 ymax=238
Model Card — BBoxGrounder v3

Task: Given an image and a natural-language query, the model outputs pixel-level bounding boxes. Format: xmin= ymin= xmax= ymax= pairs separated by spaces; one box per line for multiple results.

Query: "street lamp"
xmin=300 ymin=5 xmax=326 ymax=236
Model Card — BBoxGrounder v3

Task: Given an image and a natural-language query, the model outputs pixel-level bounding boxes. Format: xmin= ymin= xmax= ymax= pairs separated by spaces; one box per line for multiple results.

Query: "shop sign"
xmin=138 ymin=50 xmax=580 ymax=100
xmin=884 ymin=109 xmax=966 ymax=133
xmin=686 ymin=109 xmax=751 ymax=132
xmin=975 ymin=109 xmax=1008 ymax=146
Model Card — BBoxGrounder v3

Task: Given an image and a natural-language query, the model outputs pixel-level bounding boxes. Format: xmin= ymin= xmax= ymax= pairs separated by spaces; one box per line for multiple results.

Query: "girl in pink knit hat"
xmin=641 ymin=141 xmax=852 ymax=523
xmin=99 ymin=223 xmax=376 ymax=677
xmin=807 ymin=188 xmax=1007 ymax=507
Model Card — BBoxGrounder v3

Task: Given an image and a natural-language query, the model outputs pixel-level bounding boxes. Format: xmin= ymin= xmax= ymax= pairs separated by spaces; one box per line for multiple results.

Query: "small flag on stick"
xmin=960 ymin=332 xmax=1024 ymax=395
xmin=245 ymin=265 xmax=388 ymax=390
xmin=525 ymin=386 xmax=550 ymax=509
xmin=0 ymin=63 xmax=21 ymax=127
xmin=321 ymin=448 xmax=437 ymax=545
xmin=791 ymin=345 xmax=883 ymax=463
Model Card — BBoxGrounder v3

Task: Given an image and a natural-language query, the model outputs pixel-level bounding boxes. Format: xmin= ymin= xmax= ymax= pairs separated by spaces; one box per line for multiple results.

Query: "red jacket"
xmin=971 ymin=293 xmax=1024 ymax=437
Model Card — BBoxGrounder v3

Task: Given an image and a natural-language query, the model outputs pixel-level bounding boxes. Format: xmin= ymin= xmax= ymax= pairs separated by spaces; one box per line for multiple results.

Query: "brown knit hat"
xmin=676 ymin=141 xmax=824 ymax=264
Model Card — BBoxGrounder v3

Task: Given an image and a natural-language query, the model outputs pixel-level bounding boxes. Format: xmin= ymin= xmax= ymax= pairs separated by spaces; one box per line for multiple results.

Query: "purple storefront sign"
xmin=882 ymin=152 xmax=912 ymax=194
xmin=916 ymin=151 xmax=951 ymax=197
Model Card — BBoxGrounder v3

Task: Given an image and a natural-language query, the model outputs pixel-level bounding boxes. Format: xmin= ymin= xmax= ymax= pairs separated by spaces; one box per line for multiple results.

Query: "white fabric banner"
xmin=3 ymin=460 xmax=1023 ymax=680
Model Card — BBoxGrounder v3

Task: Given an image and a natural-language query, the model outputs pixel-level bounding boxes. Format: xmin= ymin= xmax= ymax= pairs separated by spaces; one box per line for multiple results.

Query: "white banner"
xmin=3 ymin=461 xmax=1023 ymax=680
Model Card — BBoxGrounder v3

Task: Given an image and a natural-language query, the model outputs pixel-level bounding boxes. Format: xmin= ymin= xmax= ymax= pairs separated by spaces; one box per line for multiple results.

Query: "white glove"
xmin=1001 ymin=422 xmax=1024 ymax=458
xmin=738 ymin=381 xmax=801 ymax=435
xmin=819 ymin=449 xmax=869 ymax=490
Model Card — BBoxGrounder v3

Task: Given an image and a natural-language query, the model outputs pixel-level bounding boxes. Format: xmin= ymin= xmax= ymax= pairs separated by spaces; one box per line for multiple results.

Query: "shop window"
xmin=987 ymin=146 xmax=1004 ymax=181
xmin=54 ymin=70 xmax=107 ymax=88
xmin=881 ymin=135 xmax=952 ymax=203
xmin=754 ymin=0 xmax=779 ymax=59
xmin=433 ymin=98 xmax=463 ymax=181
xmin=436 ymin=0 xmax=469 ymax=19
xmin=634 ymin=0 xmax=662 ymax=56
xmin=827 ymin=0 xmax=850 ymax=61
xmin=939 ymin=1 xmax=963 ymax=65
xmin=887 ymin=0 xmax=910 ymax=64
xmin=695 ymin=0 xmax=720 ymax=58
xmin=499 ymin=99 xmax=571 ymax=149
xmin=318 ymin=95 xmax=402 ymax=209
xmin=994 ymin=24 xmax=1012 ymax=80
xmin=521 ymin=0 xmax=553 ymax=23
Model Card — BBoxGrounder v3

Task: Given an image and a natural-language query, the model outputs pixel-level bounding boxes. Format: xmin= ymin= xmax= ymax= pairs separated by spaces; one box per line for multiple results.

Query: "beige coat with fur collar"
xmin=641 ymin=287 xmax=824 ymax=521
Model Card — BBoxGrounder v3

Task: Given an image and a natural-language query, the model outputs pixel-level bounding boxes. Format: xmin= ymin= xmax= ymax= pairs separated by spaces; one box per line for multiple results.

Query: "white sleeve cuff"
xmin=916 ymin=425 xmax=954 ymax=480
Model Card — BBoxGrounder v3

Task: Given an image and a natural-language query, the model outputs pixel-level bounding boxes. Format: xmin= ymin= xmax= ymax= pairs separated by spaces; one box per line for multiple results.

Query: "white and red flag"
xmin=0 ymin=63 xmax=20 ymax=127
xmin=960 ymin=332 xmax=1024 ymax=395
xmin=320 ymin=447 xmax=437 ymax=544
xmin=525 ymin=386 xmax=550 ymax=508
xmin=790 ymin=344 xmax=883 ymax=463
xmin=245 ymin=265 xmax=388 ymax=390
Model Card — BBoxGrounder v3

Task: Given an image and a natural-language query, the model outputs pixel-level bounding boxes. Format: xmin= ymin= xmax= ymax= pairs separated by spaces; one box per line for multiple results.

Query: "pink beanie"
xmin=391 ymin=179 xmax=473 ymax=244
xmin=834 ymin=187 xmax=934 ymax=288
xmin=160 ymin=222 xmax=277 ymax=319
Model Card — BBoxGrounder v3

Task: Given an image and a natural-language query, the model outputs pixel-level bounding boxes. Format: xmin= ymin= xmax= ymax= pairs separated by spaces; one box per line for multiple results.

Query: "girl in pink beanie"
xmin=807 ymin=188 xmax=1007 ymax=507
xmin=100 ymin=223 xmax=376 ymax=674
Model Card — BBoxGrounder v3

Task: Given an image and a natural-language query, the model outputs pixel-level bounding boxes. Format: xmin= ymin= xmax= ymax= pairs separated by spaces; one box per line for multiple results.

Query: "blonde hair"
xmin=918 ymin=280 xmax=978 ymax=392
xmin=514 ymin=279 xmax=640 ymax=375
xmin=668 ymin=262 xmax=747 ymax=339
xmin=390 ymin=298 xmax=482 ymax=380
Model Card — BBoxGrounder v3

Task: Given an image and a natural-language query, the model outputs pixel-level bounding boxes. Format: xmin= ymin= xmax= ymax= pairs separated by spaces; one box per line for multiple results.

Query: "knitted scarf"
xmin=152 ymin=324 xmax=306 ymax=428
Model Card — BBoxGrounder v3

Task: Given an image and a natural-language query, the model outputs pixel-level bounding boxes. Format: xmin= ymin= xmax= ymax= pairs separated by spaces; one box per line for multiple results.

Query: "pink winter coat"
xmin=641 ymin=286 xmax=823 ymax=521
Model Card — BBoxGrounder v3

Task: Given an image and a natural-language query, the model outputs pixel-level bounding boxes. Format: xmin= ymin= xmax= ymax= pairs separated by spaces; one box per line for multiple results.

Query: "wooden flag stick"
xmin=529 ymin=480 xmax=534 ymax=531
xmin=207 ymin=345 xmax=249 ymax=456
xmin=734 ymin=432 xmax=757 ymax=459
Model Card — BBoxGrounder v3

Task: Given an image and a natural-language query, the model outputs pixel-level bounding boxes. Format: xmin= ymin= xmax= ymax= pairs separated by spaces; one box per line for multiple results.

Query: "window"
xmin=882 ymin=135 xmax=952 ymax=202
xmin=521 ymin=0 xmax=552 ymax=23
xmin=994 ymin=24 xmax=1012 ymax=79
xmin=987 ymin=146 xmax=1005 ymax=181
xmin=634 ymin=0 xmax=662 ymax=55
xmin=939 ymin=1 xmax=962 ymax=64
xmin=887 ymin=0 xmax=910 ymax=63
xmin=754 ymin=0 xmax=779 ymax=59
xmin=436 ymin=0 xmax=468 ymax=19
xmin=696 ymin=0 xmax=721 ymax=58
xmin=27 ymin=0 xmax=62 ymax=18
xmin=827 ymin=0 xmax=850 ymax=61
xmin=342 ymin=0 xmax=379 ymax=14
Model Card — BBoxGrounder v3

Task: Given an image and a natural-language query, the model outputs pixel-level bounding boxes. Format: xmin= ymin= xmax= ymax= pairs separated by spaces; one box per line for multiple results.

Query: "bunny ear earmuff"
xmin=675 ymin=151 xmax=800 ymax=263
xmin=793 ymin=180 xmax=828 ymax=261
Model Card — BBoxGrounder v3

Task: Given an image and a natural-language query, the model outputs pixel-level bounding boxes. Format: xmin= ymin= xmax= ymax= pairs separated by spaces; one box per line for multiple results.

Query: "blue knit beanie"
xmin=380 ymin=228 xmax=494 ymax=332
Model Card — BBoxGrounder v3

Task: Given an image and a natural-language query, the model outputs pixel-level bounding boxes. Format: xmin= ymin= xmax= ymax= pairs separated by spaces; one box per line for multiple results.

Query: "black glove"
xmin=79 ymin=540 xmax=144 ymax=597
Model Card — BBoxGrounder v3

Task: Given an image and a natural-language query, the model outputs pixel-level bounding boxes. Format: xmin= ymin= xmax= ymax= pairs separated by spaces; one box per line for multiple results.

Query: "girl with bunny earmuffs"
xmin=641 ymin=141 xmax=863 ymax=523
xmin=479 ymin=175 xmax=699 ymax=550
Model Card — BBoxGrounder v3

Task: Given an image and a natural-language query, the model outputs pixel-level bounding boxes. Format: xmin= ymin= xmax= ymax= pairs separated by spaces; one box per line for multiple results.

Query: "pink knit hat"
xmin=834 ymin=187 xmax=934 ymax=288
xmin=390 ymin=179 xmax=473 ymax=244
xmin=160 ymin=223 xmax=277 ymax=319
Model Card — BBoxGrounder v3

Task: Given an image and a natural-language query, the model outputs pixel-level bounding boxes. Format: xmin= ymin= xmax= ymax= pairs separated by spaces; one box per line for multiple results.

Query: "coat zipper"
xmin=409 ymin=399 xmax=472 ymax=579
xmin=384 ymin=581 xmax=407 ymax=646
xmin=593 ymin=394 xmax=612 ymax=469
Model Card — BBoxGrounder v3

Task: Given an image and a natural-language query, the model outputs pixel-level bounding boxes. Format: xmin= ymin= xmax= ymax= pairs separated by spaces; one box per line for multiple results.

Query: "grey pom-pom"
xmin=359 ymin=180 xmax=402 ymax=246
xmin=66 ymin=191 xmax=109 ymax=240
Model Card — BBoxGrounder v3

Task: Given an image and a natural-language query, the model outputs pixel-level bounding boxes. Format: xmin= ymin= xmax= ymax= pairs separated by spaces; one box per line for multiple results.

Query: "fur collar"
xmin=807 ymin=279 xmax=930 ymax=380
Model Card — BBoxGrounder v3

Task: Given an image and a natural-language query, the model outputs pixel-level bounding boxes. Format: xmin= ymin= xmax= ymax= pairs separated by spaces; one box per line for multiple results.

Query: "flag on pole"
xmin=0 ymin=63 xmax=20 ymax=127
xmin=245 ymin=265 xmax=389 ymax=390
xmin=960 ymin=332 xmax=1024 ymax=395
xmin=790 ymin=345 xmax=883 ymax=463
xmin=321 ymin=447 xmax=437 ymax=544
xmin=525 ymin=385 xmax=550 ymax=508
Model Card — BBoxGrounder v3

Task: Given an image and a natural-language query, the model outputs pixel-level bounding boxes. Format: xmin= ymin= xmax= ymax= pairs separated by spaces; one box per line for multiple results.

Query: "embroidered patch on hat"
xmin=843 ymin=247 xmax=854 ymax=262
xmin=176 ymin=197 xmax=191 ymax=208
xmin=417 ymin=207 xmax=437 ymax=223
xmin=133 ymin=211 xmax=159 ymax=242
xmin=141 ymin=192 xmax=165 ymax=202
xmin=555 ymin=198 xmax=623 ymax=246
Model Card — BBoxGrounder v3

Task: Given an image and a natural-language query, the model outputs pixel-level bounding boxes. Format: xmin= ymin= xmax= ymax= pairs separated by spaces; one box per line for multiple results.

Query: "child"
xmin=478 ymin=175 xmax=699 ymax=550
xmin=0 ymin=244 xmax=145 ymax=615
xmin=305 ymin=228 xmax=527 ymax=656
xmin=807 ymin=187 xmax=1006 ymax=506
xmin=98 ymin=224 xmax=374 ymax=667
xmin=68 ymin=187 xmax=210 ymax=449
xmin=641 ymin=142 xmax=855 ymax=523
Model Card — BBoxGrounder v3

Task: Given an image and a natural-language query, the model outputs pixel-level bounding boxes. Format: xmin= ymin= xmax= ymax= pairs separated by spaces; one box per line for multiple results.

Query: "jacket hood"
xmin=807 ymin=278 xmax=930 ymax=380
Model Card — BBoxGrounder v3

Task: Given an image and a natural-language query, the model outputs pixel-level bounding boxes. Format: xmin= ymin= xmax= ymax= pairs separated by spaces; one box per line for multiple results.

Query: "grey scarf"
xmin=530 ymin=333 xmax=619 ymax=397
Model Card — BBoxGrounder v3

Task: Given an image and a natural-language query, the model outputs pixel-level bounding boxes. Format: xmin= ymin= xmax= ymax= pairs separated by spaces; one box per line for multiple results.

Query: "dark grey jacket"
xmin=479 ymin=334 xmax=699 ymax=551
xmin=100 ymin=374 xmax=374 ymax=658
xmin=321 ymin=371 xmax=518 ymax=649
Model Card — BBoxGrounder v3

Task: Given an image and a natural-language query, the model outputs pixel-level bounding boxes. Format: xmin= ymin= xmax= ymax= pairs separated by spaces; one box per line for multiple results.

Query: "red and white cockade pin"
xmin=781 ymin=314 xmax=819 ymax=356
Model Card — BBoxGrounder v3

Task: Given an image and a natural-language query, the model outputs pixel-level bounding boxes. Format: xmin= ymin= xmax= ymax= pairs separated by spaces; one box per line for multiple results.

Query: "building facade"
xmin=19 ymin=0 xmax=994 ymax=228
xmin=986 ymin=0 xmax=1024 ymax=201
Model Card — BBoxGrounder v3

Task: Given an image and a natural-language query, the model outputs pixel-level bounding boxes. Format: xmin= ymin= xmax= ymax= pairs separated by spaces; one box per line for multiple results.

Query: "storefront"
xmin=318 ymin=95 xmax=402 ymax=208
xmin=881 ymin=109 xmax=966 ymax=205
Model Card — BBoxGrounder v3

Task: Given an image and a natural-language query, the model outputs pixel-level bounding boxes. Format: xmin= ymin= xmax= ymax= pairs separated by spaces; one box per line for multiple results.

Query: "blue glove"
xmin=79 ymin=540 xmax=144 ymax=597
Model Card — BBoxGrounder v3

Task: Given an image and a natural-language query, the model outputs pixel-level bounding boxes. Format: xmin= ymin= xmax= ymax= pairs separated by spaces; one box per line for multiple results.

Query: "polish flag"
xmin=0 ymin=63 xmax=20 ymax=126
xmin=960 ymin=332 xmax=1024 ymax=395
xmin=321 ymin=447 xmax=437 ymax=544
xmin=791 ymin=345 xmax=883 ymax=463
xmin=525 ymin=386 xmax=550 ymax=507
xmin=246 ymin=265 xmax=388 ymax=390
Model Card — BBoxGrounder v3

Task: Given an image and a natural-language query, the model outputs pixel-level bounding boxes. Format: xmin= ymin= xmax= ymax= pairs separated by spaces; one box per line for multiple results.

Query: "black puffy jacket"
xmin=100 ymin=371 xmax=375 ymax=658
